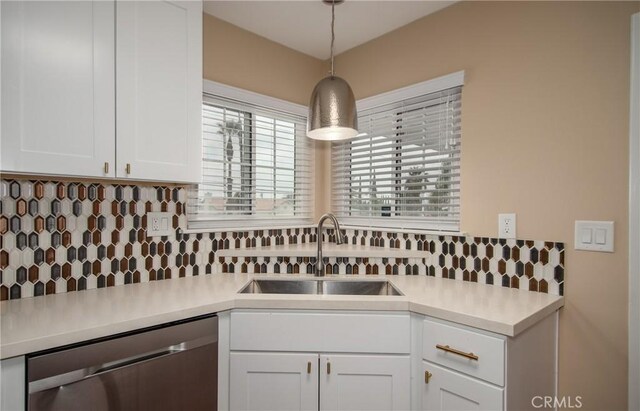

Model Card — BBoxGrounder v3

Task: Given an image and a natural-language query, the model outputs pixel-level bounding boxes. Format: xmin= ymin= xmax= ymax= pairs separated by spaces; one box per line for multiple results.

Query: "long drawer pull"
xmin=436 ymin=344 xmax=479 ymax=361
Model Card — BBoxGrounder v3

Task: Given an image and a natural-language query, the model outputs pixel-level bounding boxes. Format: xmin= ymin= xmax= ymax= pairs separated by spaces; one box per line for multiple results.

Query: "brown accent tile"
xmin=486 ymin=244 xmax=493 ymax=259
xmin=149 ymin=269 xmax=156 ymax=281
xmin=93 ymin=261 xmax=101 ymax=275
xmin=539 ymin=279 xmax=548 ymax=293
xmin=529 ymin=278 xmax=539 ymax=292
xmin=482 ymin=258 xmax=489 ymax=272
xmin=34 ymin=216 xmax=45 ymax=233
xmin=133 ymin=271 xmax=140 ymax=283
xmin=111 ymin=201 xmax=119 ymax=216
xmin=525 ymin=240 xmax=535 ymax=248
xmin=92 ymin=201 xmax=101 ymax=216
xmin=88 ymin=216 xmax=97 ymax=231
xmin=463 ymin=270 xmax=469 ymax=281
xmin=34 ymin=182 xmax=44 ymax=199
xmin=0 ymin=251 xmax=8 ymax=269
xmin=62 ymin=263 xmax=72 ymax=279
xmin=471 ymin=271 xmax=478 ymax=282
xmin=28 ymin=266 xmax=39 ymax=282
xmin=161 ymin=255 xmax=168 ymax=268
xmin=115 ymin=215 xmax=124 ymax=230
xmin=107 ymin=245 xmax=115 ymax=259
xmin=56 ymin=183 xmax=66 ymax=199
xmin=45 ymin=280 xmax=55 ymax=295
xmin=179 ymin=267 xmax=186 ymax=277
xmin=158 ymin=242 xmax=165 ymax=255
xmin=540 ymin=249 xmax=549 ymax=264
xmin=92 ymin=231 xmax=101 ymax=245
xmin=97 ymin=185 xmax=105 ymax=201
xmin=107 ymin=275 xmax=115 ymax=287
xmin=0 ymin=216 xmax=7 ymax=234
xmin=462 ymin=243 xmax=469 ymax=256
xmin=67 ymin=278 xmax=77 ymax=292
xmin=129 ymin=202 xmax=136 ymax=215
xmin=77 ymin=185 xmax=87 ymax=201
xmin=46 ymin=248 xmax=55 ymax=264
xmin=145 ymin=201 xmax=152 ymax=213
xmin=352 ymin=265 xmax=359 ymax=274
xmin=510 ymin=276 xmax=519 ymax=289
xmin=137 ymin=230 xmax=146 ymax=243
xmin=498 ymin=260 xmax=506 ymax=274
xmin=120 ymin=259 xmax=127 ymax=272
xmin=524 ymin=262 xmax=534 ymax=278
xmin=0 ymin=286 xmax=7 ymax=301
xmin=193 ymin=241 xmax=199 ymax=253
xmin=16 ymin=199 xmax=27 ymax=216
xmin=142 ymin=215 xmax=148 ymax=229
xmin=176 ymin=203 xmax=183 ymax=215
xmin=142 ymin=243 xmax=149 ymax=256
xmin=161 ymin=202 xmax=167 ymax=212
xmin=56 ymin=216 xmax=66 ymax=232
xmin=511 ymin=247 xmax=520 ymax=260
xmin=111 ymin=230 xmax=119 ymax=244
xmin=125 ymin=244 xmax=133 ymax=257
xmin=62 ymin=231 xmax=72 ymax=247
xmin=145 ymin=256 xmax=153 ymax=270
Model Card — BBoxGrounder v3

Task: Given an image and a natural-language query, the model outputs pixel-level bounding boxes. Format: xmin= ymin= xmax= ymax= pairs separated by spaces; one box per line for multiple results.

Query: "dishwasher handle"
xmin=29 ymin=334 xmax=215 ymax=394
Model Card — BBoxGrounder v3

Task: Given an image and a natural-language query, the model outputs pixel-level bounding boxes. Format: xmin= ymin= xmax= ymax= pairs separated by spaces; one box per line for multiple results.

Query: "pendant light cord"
xmin=330 ymin=0 xmax=335 ymax=76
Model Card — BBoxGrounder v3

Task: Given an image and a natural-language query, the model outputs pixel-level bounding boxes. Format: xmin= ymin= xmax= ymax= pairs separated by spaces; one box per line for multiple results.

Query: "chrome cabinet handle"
xmin=436 ymin=344 xmax=479 ymax=361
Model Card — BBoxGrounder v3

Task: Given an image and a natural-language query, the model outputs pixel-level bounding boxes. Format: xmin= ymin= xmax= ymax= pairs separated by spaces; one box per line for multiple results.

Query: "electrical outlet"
xmin=147 ymin=212 xmax=173 ymax=236
xmin=499 ymin=213 xmax=516 ymax=239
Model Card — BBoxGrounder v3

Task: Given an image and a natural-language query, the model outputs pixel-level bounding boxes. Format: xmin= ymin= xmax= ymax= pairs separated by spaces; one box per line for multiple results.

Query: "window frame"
xmin=332 ymin=71 xmax=465 ymax=232
xmin=187 ymin=80 xmax=313 ymax=230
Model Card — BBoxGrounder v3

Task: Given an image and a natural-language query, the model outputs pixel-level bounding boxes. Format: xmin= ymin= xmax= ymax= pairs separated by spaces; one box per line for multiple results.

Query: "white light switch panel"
xmin=574 ymin=220 xmax=614 ymax=252
xmin=147 ymin=212 xmax=173 ymax=236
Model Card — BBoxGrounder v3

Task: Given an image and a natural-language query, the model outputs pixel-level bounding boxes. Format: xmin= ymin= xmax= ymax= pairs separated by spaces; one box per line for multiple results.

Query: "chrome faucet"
xmin=315 ymin=213 xmax=344 ymax=276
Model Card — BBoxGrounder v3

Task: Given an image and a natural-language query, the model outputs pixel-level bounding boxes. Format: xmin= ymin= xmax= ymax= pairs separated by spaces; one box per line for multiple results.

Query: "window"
xmin=332 ymin=79 xmax=462 ymax=232
xmin=188 ymin=89 xmax=312 ymax=229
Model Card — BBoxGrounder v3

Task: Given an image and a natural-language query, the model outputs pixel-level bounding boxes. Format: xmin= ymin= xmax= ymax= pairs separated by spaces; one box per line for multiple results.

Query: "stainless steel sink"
xmin=238 ymin=279 xmax=403 ymax=296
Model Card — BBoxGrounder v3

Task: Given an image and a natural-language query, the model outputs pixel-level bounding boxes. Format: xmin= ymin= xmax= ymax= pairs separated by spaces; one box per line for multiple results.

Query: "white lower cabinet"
xmin=222 ymin=310 xmax=558 ymax=411
xmin=420 ymin=362 xmax=503 ymax=411
xmin=230 ymin=352 xmax=318 ymax=411
xmin=320 ymin=354 xmax=410 ymax=411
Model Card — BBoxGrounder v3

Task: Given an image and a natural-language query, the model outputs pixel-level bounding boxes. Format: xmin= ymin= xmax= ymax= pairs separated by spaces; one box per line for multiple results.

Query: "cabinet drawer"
xmin=230 ymin=310 xmax=410 ymax=354
xmin=423 ymin=318 xmax=505 ymax=386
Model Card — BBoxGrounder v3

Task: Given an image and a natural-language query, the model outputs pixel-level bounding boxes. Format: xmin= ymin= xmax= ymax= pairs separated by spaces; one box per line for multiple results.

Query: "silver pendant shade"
xmin=307 ymin=0 xmax=358 ymax=141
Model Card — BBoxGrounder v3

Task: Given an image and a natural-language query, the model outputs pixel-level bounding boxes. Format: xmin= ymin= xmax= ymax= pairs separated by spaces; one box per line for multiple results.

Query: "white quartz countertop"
xmin=215 ymin=243 xmax=426 ymax=258
xmin=0 ymin=274 xmax=564 ymax=359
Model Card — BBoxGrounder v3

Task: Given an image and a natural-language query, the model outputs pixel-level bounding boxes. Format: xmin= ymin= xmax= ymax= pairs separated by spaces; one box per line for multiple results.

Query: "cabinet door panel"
xmin=1 ymin=0 xmax=115 ymax=177
xmin=116 ymin=0 xmax=202 ymax=183
xmin=320 ymin=354 xmax=410 ymax=411
xmin=421 ymin=361 xmax=503 ymax=411
xmin=230 ymin=352 xmax=318 ymax=411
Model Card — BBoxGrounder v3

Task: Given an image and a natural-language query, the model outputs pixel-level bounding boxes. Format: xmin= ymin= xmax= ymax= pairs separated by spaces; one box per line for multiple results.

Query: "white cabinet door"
xmin=230 ymin=352 xmax=319 ymax=411
xmin=1 ymin=1 xmax=115 ymax=178
xmin=320 ymin=354 xmax=410 ymax=411
xmin=116 ymin=0 xmax=202 ymax=183
xmin=421 ymin=362 xmax=504 ymax=411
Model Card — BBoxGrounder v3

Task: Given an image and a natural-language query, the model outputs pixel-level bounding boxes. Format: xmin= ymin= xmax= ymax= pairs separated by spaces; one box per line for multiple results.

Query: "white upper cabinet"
xmin=1 ymin=0 xmax=202 ymax=183
xmin=116 ymin=0 xmax=202 ymax=183
xmin=1 ymin=1 xmax=116 ymax=178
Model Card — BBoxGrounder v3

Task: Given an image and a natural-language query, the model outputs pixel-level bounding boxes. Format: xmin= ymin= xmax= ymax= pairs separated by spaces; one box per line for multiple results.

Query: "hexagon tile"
xmin=0 ymin=178 xmax=565 ymax=300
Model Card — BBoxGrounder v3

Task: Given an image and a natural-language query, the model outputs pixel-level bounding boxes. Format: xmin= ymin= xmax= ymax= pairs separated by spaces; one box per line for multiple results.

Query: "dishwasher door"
xmin=27 ymin=316 xmax=217 ymax=411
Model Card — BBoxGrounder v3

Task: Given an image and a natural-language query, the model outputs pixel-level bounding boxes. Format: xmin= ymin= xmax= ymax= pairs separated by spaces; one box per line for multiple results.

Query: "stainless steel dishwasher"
xmin=27 ymin=315 xmax=218 ymax=411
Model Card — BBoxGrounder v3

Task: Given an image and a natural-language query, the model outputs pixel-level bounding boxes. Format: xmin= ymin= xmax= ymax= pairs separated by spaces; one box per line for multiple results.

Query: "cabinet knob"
xmin=125 ymin=163 xmax=131 ymax=175
xmin=307 ymin=361 xmax=312 ymax=374
xmin=327 ymin=361 xmax=331 ymax=375
xmin=104 ymin=162 xmax=109 ymax=174
xmin=425 ymin=370 xmax=433 ymax=384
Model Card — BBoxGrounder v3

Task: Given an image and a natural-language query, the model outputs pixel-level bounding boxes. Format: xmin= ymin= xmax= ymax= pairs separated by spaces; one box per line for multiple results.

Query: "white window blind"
xmin=332 ymin=86 xmax=462 ymax=231
xmin=188 ymin=94 xmax=312 ymax=228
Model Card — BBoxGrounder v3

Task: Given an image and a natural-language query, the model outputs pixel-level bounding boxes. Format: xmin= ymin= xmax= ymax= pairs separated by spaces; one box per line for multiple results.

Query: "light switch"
xmin=575 ymin=221 xmax=614 ymax=252
xmin=594 ymin=228 xmax=607 ymax=245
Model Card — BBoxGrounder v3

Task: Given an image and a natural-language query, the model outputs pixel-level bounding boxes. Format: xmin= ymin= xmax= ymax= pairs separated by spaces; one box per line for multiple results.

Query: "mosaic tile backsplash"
xmin=0 ymin=178 xmax=564 ymax=300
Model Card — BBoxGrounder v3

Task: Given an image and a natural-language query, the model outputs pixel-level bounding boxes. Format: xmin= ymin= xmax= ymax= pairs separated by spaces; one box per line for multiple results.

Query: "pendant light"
xmin=307 ymin=0 xmax=358 ymax=141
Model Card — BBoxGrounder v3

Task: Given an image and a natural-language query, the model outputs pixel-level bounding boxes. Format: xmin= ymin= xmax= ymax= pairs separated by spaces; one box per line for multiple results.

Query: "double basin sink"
xmin=239 ymin=279 xmax=403 ymax=296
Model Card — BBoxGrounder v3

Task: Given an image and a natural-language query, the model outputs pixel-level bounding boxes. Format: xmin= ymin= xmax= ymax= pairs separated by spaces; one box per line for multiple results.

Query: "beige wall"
xmin=204 ymin=3 xmax=639 ymax=408
xmin=332 ymin=2 xmax=638 ymax=409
